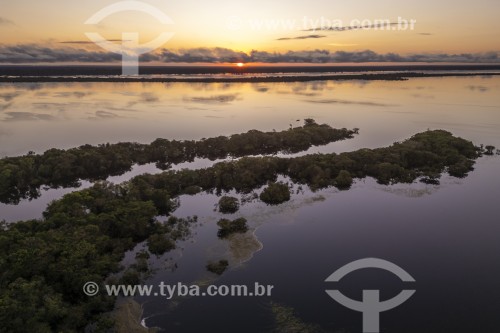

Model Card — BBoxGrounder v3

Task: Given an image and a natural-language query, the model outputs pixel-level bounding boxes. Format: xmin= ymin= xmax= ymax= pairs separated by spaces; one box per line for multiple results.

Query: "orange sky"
xmin=1 ymin=0 xmax=499 ymax=63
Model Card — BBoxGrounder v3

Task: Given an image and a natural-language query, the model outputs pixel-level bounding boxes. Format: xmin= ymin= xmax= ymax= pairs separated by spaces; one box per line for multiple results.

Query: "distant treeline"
xmin=3 ymin=72 xmax=500 ymax=83
xmin=0 ymin=129 xmax=484 ymax=332
xmin=0 ymin=119 xmax=358 ymax=204
xmin=2 ymin=64 xmax=500 ymax=76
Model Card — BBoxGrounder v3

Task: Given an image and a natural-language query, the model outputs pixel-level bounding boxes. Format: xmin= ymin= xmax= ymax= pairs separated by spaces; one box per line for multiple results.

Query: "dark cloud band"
xmin=0 ymin=44 xmax=498 ymax=64
xmin=277 ymin=34 xmax=326 ymax=41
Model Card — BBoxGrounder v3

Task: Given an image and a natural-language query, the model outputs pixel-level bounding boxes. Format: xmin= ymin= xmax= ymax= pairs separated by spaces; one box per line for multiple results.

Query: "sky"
xmin=1 ymin=0 xmax=500 ymax=64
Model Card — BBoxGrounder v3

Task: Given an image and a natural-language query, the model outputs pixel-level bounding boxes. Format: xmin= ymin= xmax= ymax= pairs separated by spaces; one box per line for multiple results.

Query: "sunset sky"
xmin=1 ymin=0 xmax=499 ymax=64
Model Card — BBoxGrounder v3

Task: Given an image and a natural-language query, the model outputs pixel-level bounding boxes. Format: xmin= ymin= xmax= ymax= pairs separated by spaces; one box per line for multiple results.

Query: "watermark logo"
xmin=83 ymin=281 xmax=274 ymax=298
xmin=325 ymin=258 xmax=416 ymax=333
xmin=85 ymin=0 xmax=174 ymax=75
xmin=83 ymin=281 xmax=99 ymax=296
xmin=226 ymin=16 xmax=417 ymax=33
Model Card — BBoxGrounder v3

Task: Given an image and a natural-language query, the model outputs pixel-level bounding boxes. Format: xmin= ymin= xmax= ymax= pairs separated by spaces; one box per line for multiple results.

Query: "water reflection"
xmin=0 ymin=77 xmax=498 ymax=159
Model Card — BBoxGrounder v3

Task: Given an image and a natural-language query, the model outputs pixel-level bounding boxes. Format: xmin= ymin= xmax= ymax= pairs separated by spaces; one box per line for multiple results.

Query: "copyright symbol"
xmin=226 ymin=16 xmax=243 ymax=31
xmin=83 ymin=282 xmax=99 ymax=296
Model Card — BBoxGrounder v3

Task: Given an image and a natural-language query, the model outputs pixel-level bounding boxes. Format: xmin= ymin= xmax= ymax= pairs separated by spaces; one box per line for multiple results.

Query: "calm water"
xmin=1 ymin=77 xmax=499 ymax=157
xmin=1 ymin=76 xmax=500 ymax=332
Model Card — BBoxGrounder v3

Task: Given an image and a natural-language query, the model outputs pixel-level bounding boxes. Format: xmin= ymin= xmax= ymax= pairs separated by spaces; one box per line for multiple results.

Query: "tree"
xmin=217 ymin=218 xmax=248 ymax=238
xmin=335 ymin=170 xmax=353 ymax=190
xmin=206 ymin=260 xmax=229 ymax=275
xmin=147 ymin=233 xmax=175 ymax=255
xmin=260 ymin=182 xmax=291 ymax=205
xmin=484 ymin=145 xmax=496 ymax=156
xmin=218 ymin=196 xmax=240 ymax=214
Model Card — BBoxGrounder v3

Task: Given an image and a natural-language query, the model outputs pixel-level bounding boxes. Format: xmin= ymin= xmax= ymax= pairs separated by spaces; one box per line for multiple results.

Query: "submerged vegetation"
xmin=0 ymin=123 xmax=489 ymax=332
xmin=0 ymin=120 xmax=357 ymax=204
xmin=270 ymin=302 xmax=326 ymax=333
xmin=217 ymin=218 xmax=249 ymax=238
xmin=206 ymin=260 xmax=229 ymax=275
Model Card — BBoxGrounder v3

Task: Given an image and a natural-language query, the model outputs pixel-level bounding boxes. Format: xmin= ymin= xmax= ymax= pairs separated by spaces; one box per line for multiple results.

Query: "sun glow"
xmin=236 ymin=63 xmax=245 ymax=67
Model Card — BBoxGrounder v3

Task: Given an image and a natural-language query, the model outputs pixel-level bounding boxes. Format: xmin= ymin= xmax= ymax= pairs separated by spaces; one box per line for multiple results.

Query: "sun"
xmin=236 ymin=63 xmax=245 ymax=67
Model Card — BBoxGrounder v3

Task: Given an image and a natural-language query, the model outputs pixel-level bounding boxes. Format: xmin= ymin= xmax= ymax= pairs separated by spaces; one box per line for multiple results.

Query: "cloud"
xmin=418 ymin=33 xmax=434 ymax=36
xmin=184 ymin=94 xmax=240 ymax=104
xmin=277 ymin=34 xmax=326 ymax=41
xmin=0 ymin=44 xmax=499 ymax=64
xmin=0 ymin=17 xmax=14 ymax=26
xmin=305 ymin=99 xmax=396 ymax=107
xmin=245 ymin=49 xmax=500 ymax=64
xmin=0 ymin=44 xmax=121 ymax=63
xmin=248 ymin=49 xmax=384 ymax=63
xmin=158 ymin=47 xmax=250 ymax=63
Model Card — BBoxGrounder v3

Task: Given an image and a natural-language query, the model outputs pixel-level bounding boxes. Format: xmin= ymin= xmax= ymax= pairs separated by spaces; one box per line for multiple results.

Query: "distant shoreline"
xmin=1 ymin=72 xmax=500 ymax=83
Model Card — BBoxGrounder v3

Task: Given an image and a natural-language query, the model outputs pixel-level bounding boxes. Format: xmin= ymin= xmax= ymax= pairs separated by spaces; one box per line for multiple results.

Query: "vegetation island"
xmin=0 ymin=119 xmax=493 ymax=332
xmin=0 ymin=119 xmax=358 ymax=204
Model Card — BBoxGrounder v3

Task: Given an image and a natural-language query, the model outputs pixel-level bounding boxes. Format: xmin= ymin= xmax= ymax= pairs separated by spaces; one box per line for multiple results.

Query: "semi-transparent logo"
xmin=85 ymin=1 xmax=174 ymax=75
xmin=325 ymin=258 xmax=416 ymax=333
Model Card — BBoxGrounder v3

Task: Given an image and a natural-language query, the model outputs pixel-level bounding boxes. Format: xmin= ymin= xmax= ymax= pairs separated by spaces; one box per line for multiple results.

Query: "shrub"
xmin=484 ymin=145 xmax=496 ymax=156
xmin=218 ymin=196 xmax=240 ymax=214
xmin=217 ymin=218 xmax=248 ymax=238
xmin=206 ymin=260 xmax=229 ymax=275
xmin=147 ymin=233 xmax=175 ymax=255
xmin=335 ymin=170 xmax=353 ymax=190
xmin=260 ymin=182 xmax=291 ymax=205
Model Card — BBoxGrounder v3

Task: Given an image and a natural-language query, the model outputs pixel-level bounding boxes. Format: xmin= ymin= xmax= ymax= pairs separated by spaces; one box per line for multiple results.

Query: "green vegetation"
xmin=0 ymin=128 xmax=486 ymax=331
xmin=218 ymin=196 xmax=240 ymax=214
xmin=260 ymin=182 xmax=291 ymax=205
xmin=484 ymin=145 xmax=496 ymax=155
xmin=217 ymin=218 xmax=249 ymax=238
xmin=206 ymin=260 xmax=229 ymax=275
xmin=0 ymin=120 xmax=357 ymax=204
xmin=4 ymin=71 xmax=500 ymax=84
xmin=126 ymin=130 xmax=481 ymax=202
xmin=133 ymin=251 xmax=150 ymax=273
xmin=120 ymin=269 xmax=141 ymax=286
xmin=0 ymin=182 xmax=196 ymax=332
xmin=270 ymin=302 xmax=326 ymax=333
xmin=334 ymin=170 xmax=353 ymax=190
xmin=147 ymin=233 xmax=175 ymax=255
